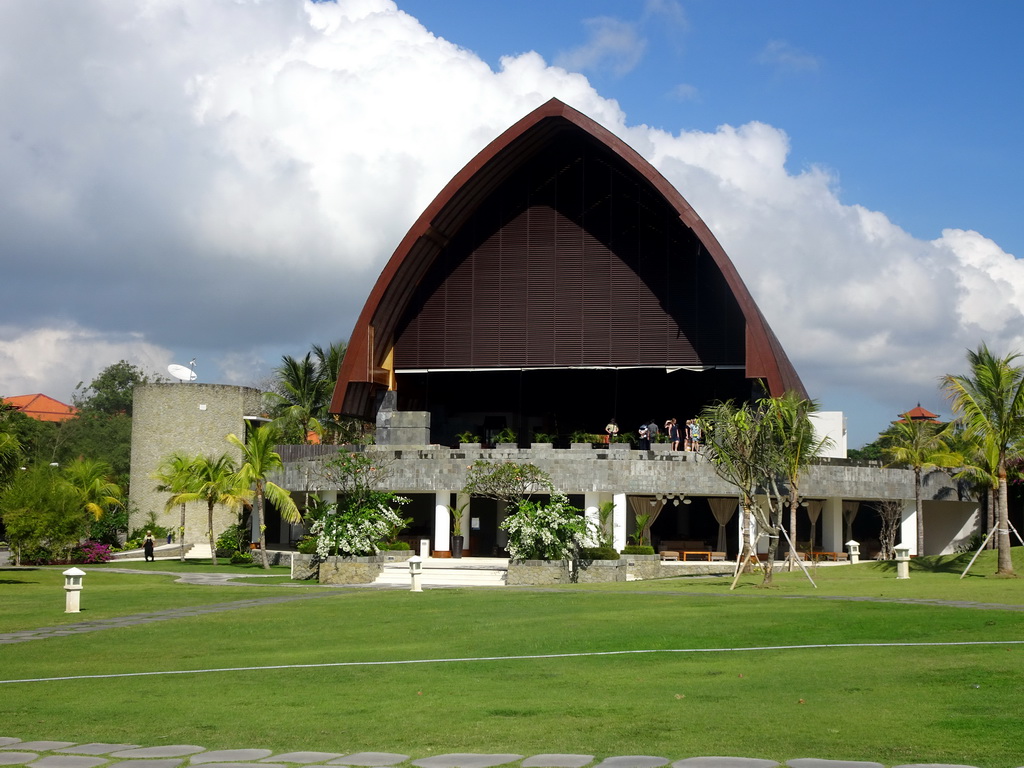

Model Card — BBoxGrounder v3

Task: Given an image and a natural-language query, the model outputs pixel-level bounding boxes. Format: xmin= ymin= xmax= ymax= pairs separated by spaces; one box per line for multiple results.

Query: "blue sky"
xmin=401 ymin=0 xmax=1023 ymax=259
xmin=1 ymin=0 xmax=1022 ymax=448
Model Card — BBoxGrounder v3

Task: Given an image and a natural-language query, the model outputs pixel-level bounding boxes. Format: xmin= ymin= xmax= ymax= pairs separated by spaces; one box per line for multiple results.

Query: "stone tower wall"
xmin=130 ymin=383 xmax=263 ymax=546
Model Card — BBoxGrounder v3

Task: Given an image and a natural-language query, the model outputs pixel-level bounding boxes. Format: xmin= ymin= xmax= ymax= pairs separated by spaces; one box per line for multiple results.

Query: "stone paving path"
xmin=0 ymin=590 xmax=346 ymax=645
xmin=0 ymin=737 xmax=1001 ymax=768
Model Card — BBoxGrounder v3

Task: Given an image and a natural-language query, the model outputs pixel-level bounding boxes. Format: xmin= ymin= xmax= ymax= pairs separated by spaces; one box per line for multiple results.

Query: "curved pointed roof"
xmin=331 ymin=98 xmax=804 ymax=418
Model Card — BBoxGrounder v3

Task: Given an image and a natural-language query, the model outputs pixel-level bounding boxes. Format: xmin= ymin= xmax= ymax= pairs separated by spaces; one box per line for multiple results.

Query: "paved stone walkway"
xmin=0 ymin=738 xmax=1001 ymax=768
xmin=0 ymin=590 xmax=346 ymax=645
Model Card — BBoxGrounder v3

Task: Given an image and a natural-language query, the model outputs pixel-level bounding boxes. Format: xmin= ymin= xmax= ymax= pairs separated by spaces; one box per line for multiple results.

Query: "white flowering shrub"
xmin=500 ymin=493 xmax=591 ymax=561
xmin=309 ymin=499 xmax=409 ymax=558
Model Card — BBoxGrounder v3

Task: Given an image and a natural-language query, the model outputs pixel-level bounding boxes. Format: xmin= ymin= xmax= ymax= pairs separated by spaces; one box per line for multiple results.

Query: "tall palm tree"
xmin=882 ymin=415 xmax=961 ymax=557
xmin=765 ymin=391 xmax=832 ymax=570
xmin=166 ymin=454 xmax=252 ymax=566
xmin=227 ymin=425 xmax=300 ymax=569
xmin=267 ymin=353 xmax=331 ymax=443
xmin=154 ymin=452 xmax=198 ymax=562
xmin=59 ymin=457 xmax=124 ymax=531
xmin=942 ymin=344 xmax=1024 ymax=575
xmin=699 ymin=399 xmax=781 ymax=586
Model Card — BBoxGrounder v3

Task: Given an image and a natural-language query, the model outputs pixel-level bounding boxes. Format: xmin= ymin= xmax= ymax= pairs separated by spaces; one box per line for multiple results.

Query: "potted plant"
xmin=494 ymin=426 xmax=518 ymax=447
xmin=447 ymin=501 xmax=469 ymax=558
xmin=455 ymin=430 xmax=481 ymax=448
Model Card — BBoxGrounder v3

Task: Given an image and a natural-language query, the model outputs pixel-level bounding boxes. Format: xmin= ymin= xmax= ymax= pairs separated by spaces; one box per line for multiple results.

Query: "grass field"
xmin=2 ymin=551 xmax=1023 ymax=767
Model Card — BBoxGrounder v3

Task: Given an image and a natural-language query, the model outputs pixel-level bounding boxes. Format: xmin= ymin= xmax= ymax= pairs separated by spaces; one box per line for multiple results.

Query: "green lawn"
xmin=2 ymin=551 xmax=1023 ymax=767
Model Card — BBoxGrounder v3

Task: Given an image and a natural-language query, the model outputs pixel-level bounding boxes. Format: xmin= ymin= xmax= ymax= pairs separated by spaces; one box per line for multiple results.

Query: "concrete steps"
xmin=373 ymin=559 xmax=507 ymax=587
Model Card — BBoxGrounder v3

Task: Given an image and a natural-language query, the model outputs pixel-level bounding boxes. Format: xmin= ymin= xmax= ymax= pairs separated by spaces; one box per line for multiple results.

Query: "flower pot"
xmin=451 ymin=535 xmax=465 ymax=559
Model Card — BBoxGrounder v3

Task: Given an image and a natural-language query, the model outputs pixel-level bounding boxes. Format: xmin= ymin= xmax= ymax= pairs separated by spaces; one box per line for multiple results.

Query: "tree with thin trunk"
xmin=699 ymin=399 xmax=782 ymax=586
xmin=881 ymin=415 xmax=961 ymax=557
xmin=166 ymin=454 xmax=252 ymax=566
xmin=942 ymin=343 xmax=1024 ymax=575
xmin=154 ymin=452 xmax=198 ymax=562
xmin=59 ymin=457 xmax=124 ymax=535
xmin=227 ymin=425 xmax=301 ymax=569
xmin=764 ymin=392 xmax=833 ymax=571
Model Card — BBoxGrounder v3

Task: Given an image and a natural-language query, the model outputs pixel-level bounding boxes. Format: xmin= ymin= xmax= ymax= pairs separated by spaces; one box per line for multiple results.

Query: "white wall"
xmin=810 ymin=411 xmax=847 ymax=459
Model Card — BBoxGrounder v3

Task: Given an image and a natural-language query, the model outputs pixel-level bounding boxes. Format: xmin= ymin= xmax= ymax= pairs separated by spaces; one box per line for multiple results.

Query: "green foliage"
xmin=265 ymin=341 xmax=349 ymax=445
xmin=0 ymin=410 xmax=57 ymax=468
xmin=227 ymin=424 xmax=300 ymax=569
xmin=379 ymin=540 xmax=411 ymax=550
xmin=462 ymin=460 xmax=554 ymax=507
xmin=629 ymin=511 xmax=651 ymax=545
xmin=531 ymin=430 xmax=556 ymax=443
xmin=494 ymin=426 xmax=518 ymax=444
xmin=446 ymin=502 xmax=469 ymax=536
xmin=0 ymin=465 xmax=90 ymax=563
xmin=72 ymin=360 xmax=157 ymax=416
xmin=54 ymin=412 xmax=134 ymax=485
xmin=580 ymin=545 xmax=620 ymax=560
xmin=621 ymin=544 xmax=656 ymax=555
xmin=295 ymin=536 xmax=319 ymax=555
xmin=215 ymin=523 xmax=250 ymax=557
xmin=500 ymin=493 xmax=590 ymax=561
xmin=307 ymin=449 xmax=409 ymax=557
xmin=455 ymin=430 xmax=481 ymax=444
xmin=230 ymin=550 xmax=254 ymax=565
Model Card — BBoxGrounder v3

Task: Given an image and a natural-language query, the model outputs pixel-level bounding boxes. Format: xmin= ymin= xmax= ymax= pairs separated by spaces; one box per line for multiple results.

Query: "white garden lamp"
xmin=409 ymin=555 xmax=423 ymax=592
xmin=63 ymin=567 xmax=86 ymax=613
xmin=894 ymin=544 xmax=911 ymax=580
xmin=845 ymin=540 xmax=860 ymax=565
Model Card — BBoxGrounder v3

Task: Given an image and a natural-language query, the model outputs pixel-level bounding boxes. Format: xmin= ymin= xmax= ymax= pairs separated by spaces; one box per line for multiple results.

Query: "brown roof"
xmin=331 ymin=98 xmax=806 ymax=418
xmin=3 ymin=393 xmax=78 ymax=422
xmin=898 ymin=404 xmax=940 ymax=423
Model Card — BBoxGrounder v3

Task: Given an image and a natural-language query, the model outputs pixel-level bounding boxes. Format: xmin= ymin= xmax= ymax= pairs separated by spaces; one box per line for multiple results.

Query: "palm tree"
xmin=699 ymin=399 xmax=781 ymax=586
xmin=59 ymin=457 xmax=124 ymax=532
xmin=765 ymin=392 xmax=832 ymax=570
xmin=267 ymin=353 xmax=331 ymax=443
xmin=942 ymin=344 xmax=1024 ymax=575
xmin=166 ymin=453 xmax=252 ymax=566
xmin=882 ymin=415 xmax=961 ymax=557
xmin=153 ymin=452 xmax=198 ymax=562
xmin=0 ymin=431 xmax=22 ymax=489
xmin=227 ymin=425 xmax=300 ymax=569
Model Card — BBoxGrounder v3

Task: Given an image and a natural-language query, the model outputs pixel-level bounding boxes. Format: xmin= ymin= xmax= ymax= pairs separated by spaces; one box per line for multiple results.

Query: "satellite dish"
xmin=168 ymin=363 xmax=197 ymax=382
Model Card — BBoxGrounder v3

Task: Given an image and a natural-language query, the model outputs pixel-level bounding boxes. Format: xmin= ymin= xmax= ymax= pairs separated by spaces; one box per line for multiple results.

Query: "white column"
xmin=821 ymin=497 xmax=843 ymax=553
xmin=612 ymin=492 xmax=627 ymax=552
xmin=584 ymin=492 xmax=600 ymax=547
xmin=434 ymin=490 xmax=450 ymax=554
xmin=900 ymin=499 xmax=918 ymax=555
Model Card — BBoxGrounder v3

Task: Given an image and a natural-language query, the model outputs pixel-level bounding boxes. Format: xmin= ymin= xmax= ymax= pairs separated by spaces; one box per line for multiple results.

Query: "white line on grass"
xmin=3 ymin=640 xmax=1023 ymax=685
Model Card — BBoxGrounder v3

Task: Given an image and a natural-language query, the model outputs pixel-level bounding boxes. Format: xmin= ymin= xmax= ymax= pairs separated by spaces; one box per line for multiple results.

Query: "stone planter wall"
xmin=290 ymin=552 xmax=317 ymax=581
xmin=506 ymin=559 xmax=570 ymax=585
xmin=318 ymin=555 xmax=384 ymax=585
xmin=381 ymin=549 xmax=414 ymax=562
xmin=621 ymin=553 xmax=665 ymax=581
xmin=575 ymin=558 xmax=626 ymax=583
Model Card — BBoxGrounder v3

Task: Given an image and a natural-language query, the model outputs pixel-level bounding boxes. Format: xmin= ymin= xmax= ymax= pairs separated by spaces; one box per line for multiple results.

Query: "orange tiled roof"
xmin=898 ymin=404 xmax=940 ymax=423
xmin=2 ymin=393 xmax=78 ymax=422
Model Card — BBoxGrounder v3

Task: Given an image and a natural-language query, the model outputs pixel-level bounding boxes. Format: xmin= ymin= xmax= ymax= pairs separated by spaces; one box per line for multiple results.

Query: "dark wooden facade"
xmin=331 ymin=99 xmax=805 ymax=444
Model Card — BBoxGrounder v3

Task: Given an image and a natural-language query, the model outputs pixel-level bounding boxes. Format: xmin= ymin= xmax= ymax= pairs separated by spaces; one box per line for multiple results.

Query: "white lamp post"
xmin=63 ymin=567 xmax=86 ymax=613
xmin=409 ymin=555 xmax=423 ymax=592
xmin=894 ymin=544 xmax=911 ymax=580
xmin=845 ymin=540 xmax=860 ymax=565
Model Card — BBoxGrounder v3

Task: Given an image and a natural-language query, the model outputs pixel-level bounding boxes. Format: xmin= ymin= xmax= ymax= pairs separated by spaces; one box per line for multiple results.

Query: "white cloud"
xmin=758 ymin=39 xmax=821 ymax=73
xmin=0 ymin=0 xmax=1021 ymax=448
xmin=554 ymin=17 xmax=647 ymax=77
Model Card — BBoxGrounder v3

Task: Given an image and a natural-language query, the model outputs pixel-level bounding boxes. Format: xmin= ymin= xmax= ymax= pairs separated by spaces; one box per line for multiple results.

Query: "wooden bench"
xmin=659 ymin=551 xmax=680 ymax=561
xmin=682 ymin=551 xmax=711 ymax=561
